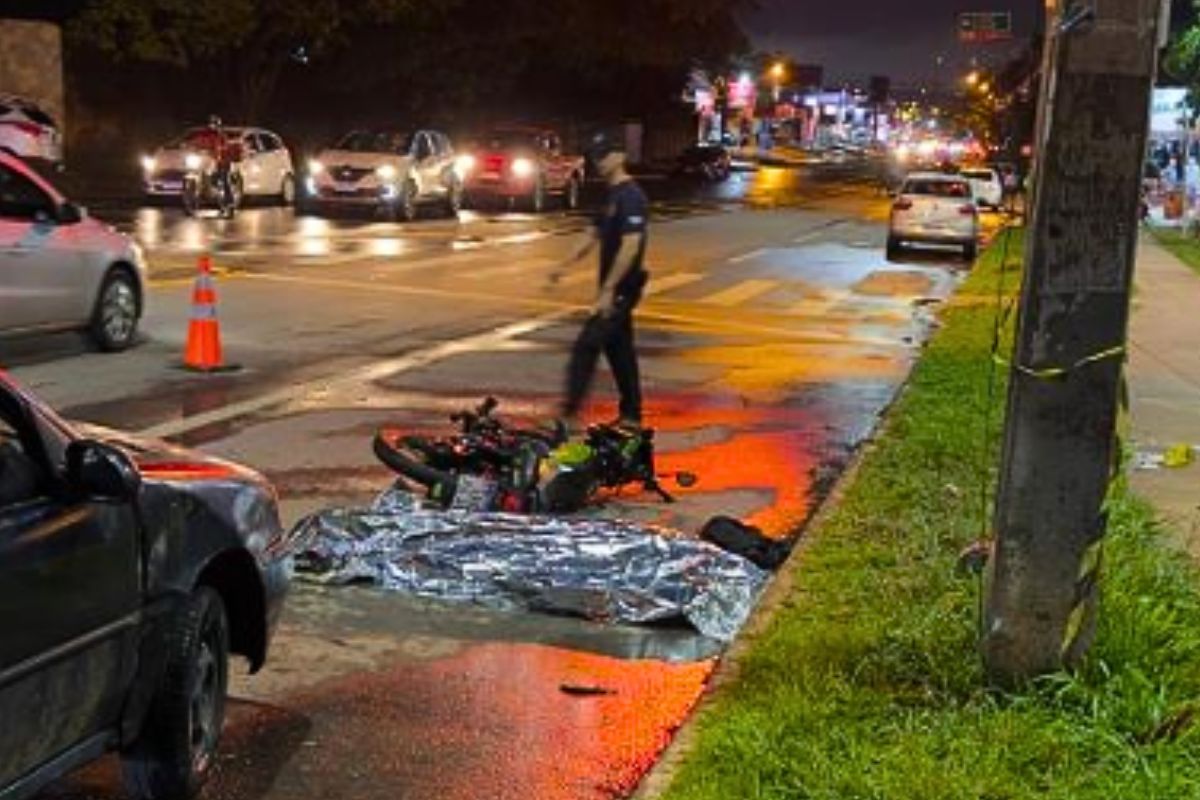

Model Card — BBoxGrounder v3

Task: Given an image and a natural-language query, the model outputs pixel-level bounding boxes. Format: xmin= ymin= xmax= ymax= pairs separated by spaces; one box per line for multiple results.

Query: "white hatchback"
xmin=887 ymin=172 xmax=979 ymax=261
xmin=0 ymin=153 xmax=147 ymax=351
xmin=141 ymin=126 xmax=295 ymax=204
xmin=961 ymin=167 xmax=1004 ymax=209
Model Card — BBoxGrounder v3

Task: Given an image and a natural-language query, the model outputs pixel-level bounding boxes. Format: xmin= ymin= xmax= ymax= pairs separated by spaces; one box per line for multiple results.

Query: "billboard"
xmin=958 ymin=11 xmax=1013 ymax=43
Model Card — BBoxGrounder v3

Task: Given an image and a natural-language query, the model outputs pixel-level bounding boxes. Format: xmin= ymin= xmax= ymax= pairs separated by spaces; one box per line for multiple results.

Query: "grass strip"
xmin=658 ymin=229 xmax=1200 ymax=800
xmin=1149 ymin=226 xmax=1200 ymax=278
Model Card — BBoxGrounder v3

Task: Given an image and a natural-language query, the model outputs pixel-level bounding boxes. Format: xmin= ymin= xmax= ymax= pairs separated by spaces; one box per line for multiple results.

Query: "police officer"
xmin=550 ymin=132 xmax=649 ymax=432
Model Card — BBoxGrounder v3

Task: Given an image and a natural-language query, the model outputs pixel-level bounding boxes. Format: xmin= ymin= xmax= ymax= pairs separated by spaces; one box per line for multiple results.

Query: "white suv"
xmin=0 ymin=96 xmax=62 ymax=165
xmin=887 ymin=172 xmax=979 ymax=261
xmin=304 ymin=129 xmax=461 ymax=221
xmin=961 ymin=167 xmax=1004 ymax=209
xmin=0 ymin=152 xmax=147 ymax=351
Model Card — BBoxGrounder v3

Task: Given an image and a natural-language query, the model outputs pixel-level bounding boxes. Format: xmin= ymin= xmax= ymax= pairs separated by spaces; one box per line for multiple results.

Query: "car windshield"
xmin=335 ymin=131 xmax=413 ymax=153
xmin=961 ymin=170 xmax=994 ymax=181
xmin=21 ymin=106 xmax=55 ymax=126
xmin=904 ymin=179 xmax=971 ymax=198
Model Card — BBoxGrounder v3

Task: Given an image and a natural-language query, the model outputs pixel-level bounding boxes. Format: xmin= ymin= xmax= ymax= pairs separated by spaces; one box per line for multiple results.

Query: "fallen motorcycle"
xmin=372 ymin=397 xmax=695 ymax=513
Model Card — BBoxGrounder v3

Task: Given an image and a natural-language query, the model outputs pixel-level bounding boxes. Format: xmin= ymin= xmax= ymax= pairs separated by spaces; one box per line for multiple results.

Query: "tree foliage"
xmin=69 ymin=0 xmax=752 ymax=123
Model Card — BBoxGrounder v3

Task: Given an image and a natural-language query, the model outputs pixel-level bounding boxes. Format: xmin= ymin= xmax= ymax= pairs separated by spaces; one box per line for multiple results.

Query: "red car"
xmin=457 ymin=127 xmax=584 ymax=212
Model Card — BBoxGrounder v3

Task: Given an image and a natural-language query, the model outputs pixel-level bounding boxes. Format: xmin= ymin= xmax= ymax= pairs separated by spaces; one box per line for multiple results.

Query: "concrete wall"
xmin=0 ymin=19 xmax=65 ymax=134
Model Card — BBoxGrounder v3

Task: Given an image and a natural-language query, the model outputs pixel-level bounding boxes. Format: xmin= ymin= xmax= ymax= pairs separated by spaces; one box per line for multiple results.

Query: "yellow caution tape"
xmin=993 ymin=345 xmax=1126 ymax=380
xmin=1163 ymin=443 xmax=1195 ymax=468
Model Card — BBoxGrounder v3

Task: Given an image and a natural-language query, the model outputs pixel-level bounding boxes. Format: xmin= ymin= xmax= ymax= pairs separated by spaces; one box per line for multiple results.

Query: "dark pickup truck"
xmin=458 ymin=127 xmax=585 ymax=212
xmin=0 ymin=371 xmax=289 ymax=800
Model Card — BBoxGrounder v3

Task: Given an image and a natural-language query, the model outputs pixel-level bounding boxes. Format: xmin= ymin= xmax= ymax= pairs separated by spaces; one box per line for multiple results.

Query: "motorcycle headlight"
xmin=184 ymin=152 xmax=203 ymax=171
xmin=140 ymin=155 xmax=157 ymax=173
xmin=454 ymin=154 xmax=476 ymax=176
xmin=376 ymin=164 xmax=398 ymax=182
xmin=308 ymin=159 xmax=324 ymax=175
xmin=511 ymin=157 xmax=535 ymax=178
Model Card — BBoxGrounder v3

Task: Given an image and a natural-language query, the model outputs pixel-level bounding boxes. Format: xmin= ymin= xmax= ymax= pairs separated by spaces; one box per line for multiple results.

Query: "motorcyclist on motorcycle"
xmin=187 ymin=115 xmax=237 ymax=216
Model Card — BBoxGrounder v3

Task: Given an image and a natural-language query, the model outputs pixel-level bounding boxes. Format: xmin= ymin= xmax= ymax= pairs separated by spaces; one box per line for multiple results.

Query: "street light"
xmin=966 ymin=70 xmax=980 ymax=87
xmin=770 ymin=62 xmax=786 ymax=103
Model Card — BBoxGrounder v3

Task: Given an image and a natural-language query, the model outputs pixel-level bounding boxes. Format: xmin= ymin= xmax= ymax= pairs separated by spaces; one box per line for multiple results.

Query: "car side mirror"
xmin=57 ymin=202 xmax=84 ymax=225
xmin=66 ymin=440 xmax=141 ymax=501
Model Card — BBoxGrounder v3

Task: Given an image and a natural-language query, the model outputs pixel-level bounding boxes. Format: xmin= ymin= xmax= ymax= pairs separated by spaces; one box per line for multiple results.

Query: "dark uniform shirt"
xmin=596 ymin=179 xmax=649 ymax=306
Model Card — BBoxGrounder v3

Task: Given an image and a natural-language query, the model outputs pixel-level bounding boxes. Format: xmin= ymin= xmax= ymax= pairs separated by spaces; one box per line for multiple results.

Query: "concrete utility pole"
xmin=982 ymin=0 xmax=1170 ymax=684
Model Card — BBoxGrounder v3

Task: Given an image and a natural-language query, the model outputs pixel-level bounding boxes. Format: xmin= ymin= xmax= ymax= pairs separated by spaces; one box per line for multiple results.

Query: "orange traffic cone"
xmin=183 ymin=255 xmax=225 ymax=371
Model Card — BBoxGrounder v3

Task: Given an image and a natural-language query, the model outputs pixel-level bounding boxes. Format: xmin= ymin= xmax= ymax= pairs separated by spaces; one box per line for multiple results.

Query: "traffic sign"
xmin=959 ymin=11 xmax=1013 ymax=43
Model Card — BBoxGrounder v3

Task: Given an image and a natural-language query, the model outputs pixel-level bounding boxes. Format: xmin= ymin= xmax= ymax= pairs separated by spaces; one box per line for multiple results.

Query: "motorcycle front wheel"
xmin=181 ymin=177 xmax=201 ymax=216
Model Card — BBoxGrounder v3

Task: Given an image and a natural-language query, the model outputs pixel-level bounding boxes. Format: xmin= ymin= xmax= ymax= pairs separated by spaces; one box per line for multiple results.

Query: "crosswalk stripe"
xmin=728 ymin=248 xmax=765 ymax=264
xmin=647 ymin=272 xmax=703 ymax=295
xmin=697 ymin=279 xmax=779 ymax=307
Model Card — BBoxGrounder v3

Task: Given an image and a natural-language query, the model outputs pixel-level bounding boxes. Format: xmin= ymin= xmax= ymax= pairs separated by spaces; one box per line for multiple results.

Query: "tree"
xmin=1164 ymin=0 xmax=1200 ymax=121
xmin=69 ymin=0 xmax=419 ymax=119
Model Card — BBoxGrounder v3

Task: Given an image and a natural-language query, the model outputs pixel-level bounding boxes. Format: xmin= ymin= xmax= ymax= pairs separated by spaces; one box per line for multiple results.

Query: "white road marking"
xmin=698 ymin=279 xmax=779 ymax=307
xmin=648 ymin=272 xmax=704 ymax=294
xmin=138 ymin=269 xmax=704 ymax=440
xmin=138 ymin=316 xmax=568 ymax=440
xmin=727 ymin=248 xmax=765 ymax=264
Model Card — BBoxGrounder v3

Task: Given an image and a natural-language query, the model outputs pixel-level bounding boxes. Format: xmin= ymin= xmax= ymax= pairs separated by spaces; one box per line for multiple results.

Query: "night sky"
xmin=745 ymin=0 xmax=1042 ymax=88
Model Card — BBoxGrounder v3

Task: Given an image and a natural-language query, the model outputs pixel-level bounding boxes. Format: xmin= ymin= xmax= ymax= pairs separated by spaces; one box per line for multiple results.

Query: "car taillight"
xmin=959 ymin=204 xmax=978 ymax=216
xmin=892 ymin=198 xmax=913 ymax=211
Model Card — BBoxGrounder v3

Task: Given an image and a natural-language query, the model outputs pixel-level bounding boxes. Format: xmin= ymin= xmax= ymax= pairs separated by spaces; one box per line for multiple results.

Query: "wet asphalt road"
xmin=10 ymin=161 xmax=1002 ymax=800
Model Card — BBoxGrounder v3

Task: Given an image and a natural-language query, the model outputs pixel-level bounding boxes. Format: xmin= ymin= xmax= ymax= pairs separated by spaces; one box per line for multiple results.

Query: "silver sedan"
xmin=0 ymin=153 xmax=147 ymax=351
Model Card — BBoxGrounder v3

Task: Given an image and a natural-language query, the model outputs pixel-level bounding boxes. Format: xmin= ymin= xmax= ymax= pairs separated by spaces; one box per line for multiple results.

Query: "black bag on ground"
xmin=698 ymin=515 xmax=793 ymax=571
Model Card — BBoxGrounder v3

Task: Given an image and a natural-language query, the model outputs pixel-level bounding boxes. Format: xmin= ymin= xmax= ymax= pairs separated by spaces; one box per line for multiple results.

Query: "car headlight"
xmin=454 ymin=154 xmax=476 ymax=176
xmin=184 ymin=152 xmax=203 ymax=171
xmin=511 ymin=157 xmax=535 ymax=178
xmin=141 ymin=155 xmax=157 ymax=173
xmin=376 ymin=164 xmax=398 ymax=182
xmin=308 ymin=159 xmax=324 ymax=175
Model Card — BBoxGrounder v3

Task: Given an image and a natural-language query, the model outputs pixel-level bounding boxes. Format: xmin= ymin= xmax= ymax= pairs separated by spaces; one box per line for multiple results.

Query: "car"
xmin=960 ymin=166 xmax=1004 ymax=209
xmin=0 ymin=370 xmax=289 ymax=800
xmin=141 ymin=126 xmax=295 ymax=205
xmin=674 ymin=143 xmax=732 ymax=181
xmin=0 ymin=152 xmax=147 ymax=351
xmin=887 ymin=171 xmax=979 ymax=261
xmin=0 ymin=95 xmax=62 ymax=165
xmin=303 ymin=129 xmax=461 ymax=221
xmin=456 ymin=127 xmax=584 ymax=212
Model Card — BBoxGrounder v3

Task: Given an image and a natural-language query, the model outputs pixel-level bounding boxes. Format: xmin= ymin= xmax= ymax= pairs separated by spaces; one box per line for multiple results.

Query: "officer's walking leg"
xmin=604 ymin=311 xmax=642 ymax=423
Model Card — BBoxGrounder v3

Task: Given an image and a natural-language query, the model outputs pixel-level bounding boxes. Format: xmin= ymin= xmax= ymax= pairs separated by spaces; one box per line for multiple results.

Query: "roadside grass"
xmin=658 ymin=229 xmax=1200 ymax=799
xmin=1149 ymin=225 xmax=1200 ymax=278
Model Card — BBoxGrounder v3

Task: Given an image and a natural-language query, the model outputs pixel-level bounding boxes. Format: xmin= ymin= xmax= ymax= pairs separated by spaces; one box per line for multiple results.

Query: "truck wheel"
xmin=563 ymin=176 xmax=580 ymax=210
xmin=528 ymin=177 xmax=546 ymax=213
xmin=886 ymin=236 xmax=902 ymax=260
xmin=121 ymin=587 xmax=229 ymax=800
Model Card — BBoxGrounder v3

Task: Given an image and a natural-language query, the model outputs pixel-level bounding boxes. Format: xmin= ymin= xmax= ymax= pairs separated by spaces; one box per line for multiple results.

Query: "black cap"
xmin=587 ymin=130 xmax=624 ymax=163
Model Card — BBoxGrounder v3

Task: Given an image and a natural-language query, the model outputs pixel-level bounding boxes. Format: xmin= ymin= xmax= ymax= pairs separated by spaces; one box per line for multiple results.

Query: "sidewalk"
xmin=1128 ymin=236 xmax=1200 ymax=553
